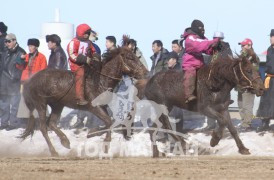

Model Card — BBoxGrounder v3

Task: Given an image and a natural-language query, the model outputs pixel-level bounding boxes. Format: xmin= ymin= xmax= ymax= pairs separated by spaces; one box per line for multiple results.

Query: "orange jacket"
xmin=21 ymin=52 xmax=47 ymax=82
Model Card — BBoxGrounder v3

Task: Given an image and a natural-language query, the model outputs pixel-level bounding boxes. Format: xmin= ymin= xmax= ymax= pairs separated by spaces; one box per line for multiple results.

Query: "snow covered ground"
xmin=1 ymin=110 xmax=274 ymax=158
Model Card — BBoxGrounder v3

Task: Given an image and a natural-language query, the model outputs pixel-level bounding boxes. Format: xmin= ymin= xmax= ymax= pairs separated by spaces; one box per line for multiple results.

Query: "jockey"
xmin=67 ymin=24 xmax=96 ymax=105
xmin=182 ymin=19 xmax=220 ymax=103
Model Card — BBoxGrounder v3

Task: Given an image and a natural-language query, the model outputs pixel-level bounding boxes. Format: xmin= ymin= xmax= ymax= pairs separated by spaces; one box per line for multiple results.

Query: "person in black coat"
xmin=0 ymin=22 xmax=8 ymax=60
xmin=167 ymin=51 xmax=181 ymax=70
xmin=0 ymin=33 xmax=26 ymax=130
xmin=257 ymin=29 xmax=274 ymax=132
xmin=46 ymin=34 xmax=68 ymax=70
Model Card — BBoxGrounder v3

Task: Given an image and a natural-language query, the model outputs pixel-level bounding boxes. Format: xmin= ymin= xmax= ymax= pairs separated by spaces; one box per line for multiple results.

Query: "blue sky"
xmin=1 ymin=0 xmax=273 ymax=68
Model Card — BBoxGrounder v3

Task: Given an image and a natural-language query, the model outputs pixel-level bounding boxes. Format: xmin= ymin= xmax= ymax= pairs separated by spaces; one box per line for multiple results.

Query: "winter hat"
xmin=270 ymin=29 xmax=274 ymax=37
xmin=168 ymin=51 xmax=179 ymax=61
xmin=27 ymin=38 xmax=40 ymax=47
xmin=46 ymin=34 xmax=61 ymax=46
xmin=5 ymin=33 xmax=16 ymax=40
xmin=191 ymin=19 xmax=205 ymax=38
xmin=0 ymin=22 xmax=7 ymax=33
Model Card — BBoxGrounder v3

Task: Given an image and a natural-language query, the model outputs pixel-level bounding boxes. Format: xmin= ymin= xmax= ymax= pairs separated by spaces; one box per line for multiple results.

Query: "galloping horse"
xmin=141 ymin=47 xmax=264 ymax=157
xmin=20 ymin=47 xmax=148 ymax=156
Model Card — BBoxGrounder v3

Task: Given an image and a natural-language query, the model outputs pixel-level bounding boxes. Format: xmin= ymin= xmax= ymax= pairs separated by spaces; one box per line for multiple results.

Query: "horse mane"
xmin=121 ymin=34 xmax=131 ymax=47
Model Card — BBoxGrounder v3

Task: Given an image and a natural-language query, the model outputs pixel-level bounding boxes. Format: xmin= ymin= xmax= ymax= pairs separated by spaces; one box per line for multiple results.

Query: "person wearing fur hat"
xmin=16 ymin=38 xmax=47 ymax=123
xmin=0 ymin=22 xmax=8 ymax=59
xmin=181 ymin=19 xmax=220 ymax=103
xmin=20 ymin=38 xmax=47 ymax=82
xmin=46 ymin=34 xmax=68 ymax=70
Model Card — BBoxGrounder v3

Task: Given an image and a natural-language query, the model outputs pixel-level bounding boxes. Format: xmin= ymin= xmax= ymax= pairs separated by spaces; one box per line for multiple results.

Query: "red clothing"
xmin=20 ymin=52 xmax=47 ymax=82
xmin=67 ymin=24 xmax=96 ymax=72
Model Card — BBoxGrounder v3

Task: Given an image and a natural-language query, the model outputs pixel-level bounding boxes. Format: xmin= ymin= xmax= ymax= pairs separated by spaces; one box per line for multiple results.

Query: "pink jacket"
xmin=182 ymin=31 xmax=219 ymax=70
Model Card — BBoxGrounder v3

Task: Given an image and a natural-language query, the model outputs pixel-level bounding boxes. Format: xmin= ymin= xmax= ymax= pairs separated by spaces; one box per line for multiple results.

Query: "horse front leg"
xmin=223 ymin=110 xmax=250 ymax=155
xmin=203 ymin=106 xmax=226 ymax=147
xmin=87 ymin=106 xmax=112 ymax=142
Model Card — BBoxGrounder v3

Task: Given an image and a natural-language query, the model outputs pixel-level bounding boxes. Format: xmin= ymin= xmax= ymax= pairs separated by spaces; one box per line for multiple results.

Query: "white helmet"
xmin=213 ymin=31 xmax=224 ymax=39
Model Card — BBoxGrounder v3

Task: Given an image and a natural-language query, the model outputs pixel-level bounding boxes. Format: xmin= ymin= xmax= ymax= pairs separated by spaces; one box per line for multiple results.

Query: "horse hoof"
xmin=239 ymin=148 xmax=250 ymax=155
xmin=210 ymin=137 xmax=220 ymax=147
xmin=51 ymin=152 xmax=59 ymax=157
xmin=61 ymin=139 xmax=70 ymax=149
xmin=124 ymin=136 xmax=131 ymax=141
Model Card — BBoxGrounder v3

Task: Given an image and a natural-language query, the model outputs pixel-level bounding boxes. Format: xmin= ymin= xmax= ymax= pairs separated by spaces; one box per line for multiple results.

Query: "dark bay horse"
xmin=142 ymin=48 xmax=264 ymax=157
xmin=20 ymin=47 xmax=148 ymax=156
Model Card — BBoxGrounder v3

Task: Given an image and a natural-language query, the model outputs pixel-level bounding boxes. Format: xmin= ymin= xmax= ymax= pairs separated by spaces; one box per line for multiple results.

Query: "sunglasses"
xmin=4 ymin=39 xmax=14 ymax=43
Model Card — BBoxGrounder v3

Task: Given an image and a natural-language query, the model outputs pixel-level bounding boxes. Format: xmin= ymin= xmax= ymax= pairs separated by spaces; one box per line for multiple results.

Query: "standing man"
xmin=167 ymin=51 xmax=181 ymax=70
xmin=150 ymin=40 xmax=169 ymax=76
xmin=257 ymin=29 xmax=274 ymax=132
xmin=67 ymin=24 xmax=96 ymax=105
xmin=17 ymin=39 xmax=47 ymax=121
xmin=171 ymin=39 xmax=184 ymax=67
xmin=237 ymin=38 xmax=260 ymax=131
xmin=102 ymin=36 xmax=116 ymax=60
xmin=20 ymin=38 xmax=47 ymax=81
xmin=0 ymin=22 xmax=8 ymax=59
xmin=46 ymin=34 xmax=68 ymax=70
xmin=0 ymin=33 xmax=26 ymax=130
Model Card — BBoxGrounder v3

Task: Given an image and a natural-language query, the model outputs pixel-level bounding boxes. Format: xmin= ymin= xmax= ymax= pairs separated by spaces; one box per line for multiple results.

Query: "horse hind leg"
xmin=48 ymin=106 xmax=70 ymax=149
xmin=38 ymin=107 xmax=59 ymax=156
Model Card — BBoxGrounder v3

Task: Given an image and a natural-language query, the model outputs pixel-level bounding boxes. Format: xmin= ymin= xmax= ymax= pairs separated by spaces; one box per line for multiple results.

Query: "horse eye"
xmin=246 ymin=69 xmax=252 ymax=74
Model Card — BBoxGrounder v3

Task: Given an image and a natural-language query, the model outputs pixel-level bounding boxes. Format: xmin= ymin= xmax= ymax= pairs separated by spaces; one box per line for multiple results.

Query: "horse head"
xmin=233 ymin=48 xmax=264 ymax=96
xmin=118 ymin=47 xmax=149 ymax=79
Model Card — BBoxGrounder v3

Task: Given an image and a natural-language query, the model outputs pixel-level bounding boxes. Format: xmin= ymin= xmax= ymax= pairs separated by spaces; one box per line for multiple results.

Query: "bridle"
xmin=119 ymin=54 xmax=144 ymax=79
xmin=233 ymin=60 xmax=261 ymax=90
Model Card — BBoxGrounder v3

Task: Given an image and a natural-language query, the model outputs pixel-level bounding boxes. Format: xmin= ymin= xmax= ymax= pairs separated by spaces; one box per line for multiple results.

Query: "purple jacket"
xmin=182 ymin=31 xmax=219 ymax=70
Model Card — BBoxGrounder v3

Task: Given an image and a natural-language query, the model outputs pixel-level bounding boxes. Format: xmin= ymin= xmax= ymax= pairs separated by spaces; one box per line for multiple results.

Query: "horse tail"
xmin=135 ymin=78 xmax=150 ymax=98
xmin=20 ymin=113 xmax=36 ymax=140
xmin=20 ymin=82 xmax=36 ymax=140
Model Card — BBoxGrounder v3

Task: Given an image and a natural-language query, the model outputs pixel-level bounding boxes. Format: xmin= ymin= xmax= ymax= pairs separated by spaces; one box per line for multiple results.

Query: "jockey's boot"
xmin=75 ymin=68 xmax=88 ymax=106
xmin=183 ymin=70 xmax=197 ymax=103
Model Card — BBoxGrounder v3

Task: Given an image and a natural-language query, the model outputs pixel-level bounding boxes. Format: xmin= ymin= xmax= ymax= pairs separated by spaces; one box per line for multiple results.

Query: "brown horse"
xmin=20 ymin=47 xmax=148 ymax=156
xmin=142 ymin=48 xmax=264 ymax=157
